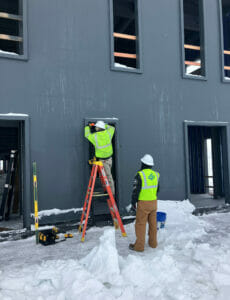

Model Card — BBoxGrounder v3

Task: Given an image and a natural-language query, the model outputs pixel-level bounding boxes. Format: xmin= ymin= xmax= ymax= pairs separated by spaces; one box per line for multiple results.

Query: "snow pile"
xmin=80 ymin=228 xmax=122 ymax=285
xmin=0 ymin=259 xmax=111 ymax=300
xmin=1 ymin=200 xmax=230 ymax=299
xmin=0 ymin=230 xmax=122 ymax=299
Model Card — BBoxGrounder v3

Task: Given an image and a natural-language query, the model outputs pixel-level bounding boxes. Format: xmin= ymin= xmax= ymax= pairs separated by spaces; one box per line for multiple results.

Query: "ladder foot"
xmin=81 ymin=237 xmax=85 ymax=242
xmin=122 ymin=232 xmax=127 ymax=237
xmin=114 ymin=223 xmax=119 ymax=229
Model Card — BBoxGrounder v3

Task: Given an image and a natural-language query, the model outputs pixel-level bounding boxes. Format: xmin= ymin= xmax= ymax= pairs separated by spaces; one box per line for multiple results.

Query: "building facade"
xmin=0 ymin=0 xmax=230 ymax=228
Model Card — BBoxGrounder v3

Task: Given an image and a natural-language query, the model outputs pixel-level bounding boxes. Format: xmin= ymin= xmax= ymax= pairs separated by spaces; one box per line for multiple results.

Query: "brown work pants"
xmin=134 ymin=200 xmax=157 ymax=252
xmin=100 ymin=157 xmax=115 ymax=195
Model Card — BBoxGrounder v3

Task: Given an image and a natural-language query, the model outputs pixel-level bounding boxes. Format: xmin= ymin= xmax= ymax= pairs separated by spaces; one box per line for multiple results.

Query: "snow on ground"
xmin=1 ymin=200 xmax=230 ymax=300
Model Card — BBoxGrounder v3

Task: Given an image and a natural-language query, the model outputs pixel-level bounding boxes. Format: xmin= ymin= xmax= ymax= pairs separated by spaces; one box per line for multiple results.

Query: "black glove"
xmin=131 ymin=204 xmax=136 ymax=212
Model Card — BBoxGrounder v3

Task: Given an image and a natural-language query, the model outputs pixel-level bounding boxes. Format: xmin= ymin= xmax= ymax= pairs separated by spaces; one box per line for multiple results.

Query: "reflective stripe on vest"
xmin=94 ymin=133 xmax=112 ymax=149
xmin=93 ymin=130 xmax=113 ymax=158
xmin=140 ymin=171 xmax=158 ymax=189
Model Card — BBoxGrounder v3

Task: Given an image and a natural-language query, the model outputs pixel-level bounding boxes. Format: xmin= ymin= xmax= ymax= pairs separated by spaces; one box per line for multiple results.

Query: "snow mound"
xmin=80 ymin=228 xmax=122 ymax=284
xmin=0 ymin=259 xmax=111 ymax=300
xmin=1 ymin=200 xmax=230 ymax=299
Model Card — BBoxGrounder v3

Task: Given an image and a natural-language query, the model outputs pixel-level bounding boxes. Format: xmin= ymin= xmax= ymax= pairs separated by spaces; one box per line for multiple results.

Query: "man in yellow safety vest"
xmin=84 ymin=120 xmax=115 ymax=195
xmin=129 ymin=154 xmax=160 ymax=252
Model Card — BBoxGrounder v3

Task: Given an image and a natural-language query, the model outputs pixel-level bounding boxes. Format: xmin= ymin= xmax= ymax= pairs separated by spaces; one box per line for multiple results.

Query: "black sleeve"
xmin=131 ymin=173 xmax=142 ymax=206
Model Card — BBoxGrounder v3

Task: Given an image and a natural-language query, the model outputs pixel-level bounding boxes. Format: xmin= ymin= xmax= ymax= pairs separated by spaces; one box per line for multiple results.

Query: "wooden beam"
xmin=114 ymin=52 xmax=136 ymax=59
xmin=113 ymin=32 xmax=136 ymax=40
xmin=0 ymin=34 xmax=23 ymax=42
xmin=185 ymin=61 xmax=201 ymax=66
xmin=224 ymin=50 xmax=230 ymax=55
xmin=0 ymin=12 xmax=22 ymax=21
xmin=224 ymin=66 xmax=230 ymax=70
xmin=184 ymin=44 xmax=200 ymax=51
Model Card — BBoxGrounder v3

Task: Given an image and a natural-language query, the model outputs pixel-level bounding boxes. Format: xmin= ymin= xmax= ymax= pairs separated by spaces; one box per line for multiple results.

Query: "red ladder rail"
xmin=98 ymin=165 xmax=127 ymax=237
xmin=79 ymin=159 xmax=127 ymax=242
xmin=79 ymin=164 xmax=98 ymax=242
xmin=78 ymin=164 xmax=95 ymax=233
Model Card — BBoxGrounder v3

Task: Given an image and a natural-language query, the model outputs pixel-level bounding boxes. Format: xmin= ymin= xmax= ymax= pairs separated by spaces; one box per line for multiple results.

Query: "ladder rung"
xmin=92 ymin=193 xmax=109 ymax=197
xmin=79 ymin=162 xmax=127 ymax=241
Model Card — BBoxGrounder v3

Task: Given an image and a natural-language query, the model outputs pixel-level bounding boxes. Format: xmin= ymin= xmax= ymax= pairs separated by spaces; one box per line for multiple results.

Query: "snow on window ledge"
xmin=0 ymin=113 xmax=29 ymax=117
xmin=0 ymin=49 xmax=19 ymax=56
xmin=114 ymin=62 xmax=135 ymax=70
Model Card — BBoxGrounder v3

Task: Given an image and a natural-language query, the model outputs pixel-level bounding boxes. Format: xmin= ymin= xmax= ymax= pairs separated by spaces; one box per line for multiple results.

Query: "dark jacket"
xmin=131 ymin=163 xmax=160 ymax=207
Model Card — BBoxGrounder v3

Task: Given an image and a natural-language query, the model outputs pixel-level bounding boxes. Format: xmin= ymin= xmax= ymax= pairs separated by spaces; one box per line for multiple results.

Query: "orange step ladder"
xmin=79 ymin=158 xmax=127 ymax=242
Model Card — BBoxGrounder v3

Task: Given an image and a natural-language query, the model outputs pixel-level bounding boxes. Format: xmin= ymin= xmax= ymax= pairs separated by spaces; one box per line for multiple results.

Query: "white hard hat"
xmin=141 ymin=154 xmax=154 ymax=166
xmin=95 ymin=120 xmax=106 ymax=130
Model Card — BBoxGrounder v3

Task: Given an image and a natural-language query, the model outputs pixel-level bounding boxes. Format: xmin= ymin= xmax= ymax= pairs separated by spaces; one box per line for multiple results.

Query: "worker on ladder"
xmin=84 ymin=120 xmax=115 ymax=195
xmin=129 ymin=154 xmax=160 ymax=252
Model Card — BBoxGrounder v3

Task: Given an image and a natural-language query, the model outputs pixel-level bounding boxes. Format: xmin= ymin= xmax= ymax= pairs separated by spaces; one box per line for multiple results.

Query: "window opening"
xmin=183 ymin=0 xmax=205 ymax=77
xmin=112 ymin=0 xmax=139 ymax=69
xmin=221 ymin=0 xmax=230 ymax=78
xmin=0 ymin=0 xmax=23 ymax=56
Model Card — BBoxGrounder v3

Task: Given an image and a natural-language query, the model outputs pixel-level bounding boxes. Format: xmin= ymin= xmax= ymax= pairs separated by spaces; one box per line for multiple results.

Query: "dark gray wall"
xmin=1 ymin=0 xmax=230 ymax=225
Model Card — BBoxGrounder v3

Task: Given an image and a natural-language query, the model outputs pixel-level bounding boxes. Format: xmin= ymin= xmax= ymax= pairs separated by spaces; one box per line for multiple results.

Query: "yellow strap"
xmin=88 ymin=157 xmax=103 ymax=166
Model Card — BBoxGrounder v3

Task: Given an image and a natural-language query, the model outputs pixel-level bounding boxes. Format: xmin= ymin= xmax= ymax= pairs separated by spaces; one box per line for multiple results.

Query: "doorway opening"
xmin=0 ymin=120 xmax=24 ymax=232
xmin=84 ymin=118 xmax=120 ymax=226
xmin=186 ymin=124 xmax=229 ymax=208
xmin=204 ymin=138 xmax=213 ymax=196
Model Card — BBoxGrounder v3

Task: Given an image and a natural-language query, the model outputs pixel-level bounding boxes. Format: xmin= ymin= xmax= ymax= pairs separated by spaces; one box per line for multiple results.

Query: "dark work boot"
xmin=129 ymin=243 xmax=144 ymax=252
xmin=129 ymin=243 xmax=135 ymax=251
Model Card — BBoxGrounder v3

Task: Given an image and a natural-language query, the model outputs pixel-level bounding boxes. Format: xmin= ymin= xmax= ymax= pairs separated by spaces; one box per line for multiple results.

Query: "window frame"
xmin=218 ymin=0 xmax=230 ymax=83
xmin=109 ymin=0 xmax=143 ymax=74
xmin=180 ymin=0 xmax=207 ymax=80
xmin=0 ymin=0 xmax=28 ymax=61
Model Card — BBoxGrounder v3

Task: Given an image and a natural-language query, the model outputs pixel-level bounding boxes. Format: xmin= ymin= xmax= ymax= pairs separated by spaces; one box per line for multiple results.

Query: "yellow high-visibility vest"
xmin=85 ymin=125 xmax=115 ymax=158
xmin=138 ymin=169 xmax=160 ymax=201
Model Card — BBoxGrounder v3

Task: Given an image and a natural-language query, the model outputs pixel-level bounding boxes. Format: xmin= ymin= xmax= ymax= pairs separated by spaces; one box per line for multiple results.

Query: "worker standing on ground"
xmin=129 ymin=154 xmax=160 ymax=252
xmin=84 ymin=121 xmax=115 ymax=195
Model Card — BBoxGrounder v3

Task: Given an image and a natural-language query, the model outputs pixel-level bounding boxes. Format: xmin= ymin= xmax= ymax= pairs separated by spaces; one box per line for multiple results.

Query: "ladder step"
xmin=92 ymin=193 xmax=109 ymax=197
xmin=79 ymin=162 xmax=127 ymax=241
xmin=87 ymin=191 xmax=108 ymax=197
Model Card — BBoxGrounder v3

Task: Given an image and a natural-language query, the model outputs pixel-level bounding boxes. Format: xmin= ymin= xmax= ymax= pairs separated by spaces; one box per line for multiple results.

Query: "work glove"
xmin=132 ymin=204 xmax=136 ymax=210
xmin=130 ymin=204 xmax=136 ymax=215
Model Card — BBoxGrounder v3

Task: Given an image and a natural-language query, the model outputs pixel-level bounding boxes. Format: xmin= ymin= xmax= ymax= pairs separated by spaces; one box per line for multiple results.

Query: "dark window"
xmin=0 ymin=0 xmax=24 ymax=56
xmin=112 ymin=0 xmax=140 ymax=70
xmin=221 ymin=0 xmax=230 ymax=78
xmin=182 ymin=0 xmax=205 ymax=77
